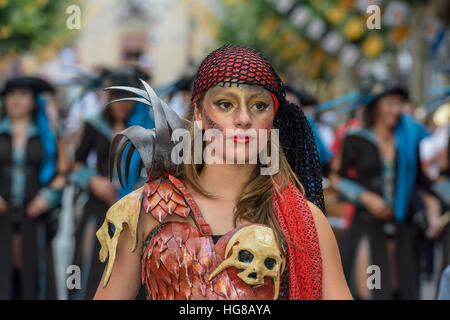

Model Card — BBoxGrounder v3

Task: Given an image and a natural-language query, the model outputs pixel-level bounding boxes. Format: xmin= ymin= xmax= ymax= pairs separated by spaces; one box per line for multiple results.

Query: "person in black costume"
xmin=68 ymin=66 xmax=154 ymax=299
xmin=332 ymin=81 xmax=443 ymax=299
xmin=0 ymin=76 xmax=67 ymax=299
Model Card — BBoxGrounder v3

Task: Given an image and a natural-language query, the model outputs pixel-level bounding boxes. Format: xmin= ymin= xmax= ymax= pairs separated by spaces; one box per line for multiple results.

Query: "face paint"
xmin=203 ymin=111 xmax=224 ymax=131
xmin=197 ymin=84 xmax=276 ymax=164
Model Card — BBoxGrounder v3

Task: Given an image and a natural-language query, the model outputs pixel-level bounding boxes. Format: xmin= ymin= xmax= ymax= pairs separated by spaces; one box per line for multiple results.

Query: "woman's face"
xmin=4 ymin=88 xmax=35 ymax=119
xmin=194 ymin=84 xmax=276 ymax=164
xmin=109 ymin=94 xmax=134 ymax=122
xmin=375 ymin=94 xmax=404 ymax=128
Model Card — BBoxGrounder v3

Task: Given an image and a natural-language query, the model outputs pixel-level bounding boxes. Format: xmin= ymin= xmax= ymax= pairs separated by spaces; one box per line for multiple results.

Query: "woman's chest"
xmin=141 ymin=220 xmax=285 ymax=300
xmin=192 ymin=198 xmax=251 ymax=235
xmin=0 ymin=134 xmax=43 ymax=167
xmin=355 ymin=140 xmax=395 ymax=177
xmin=88 ymin=129 xmax=111 ymax=172
xmin=376 ymin=136 xmax=396 ymax=160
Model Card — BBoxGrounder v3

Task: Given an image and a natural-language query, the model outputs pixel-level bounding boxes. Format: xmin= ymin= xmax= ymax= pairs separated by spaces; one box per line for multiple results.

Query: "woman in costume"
xmin=333 ymin=81 xmax=443 ymax=299
xmin=0 ymin=76 xmax=67 ymax=299
xmin=94 ymin=45 xmax=352 ymax=300
xmin=68 ymin=66 xmax=154 ymax=299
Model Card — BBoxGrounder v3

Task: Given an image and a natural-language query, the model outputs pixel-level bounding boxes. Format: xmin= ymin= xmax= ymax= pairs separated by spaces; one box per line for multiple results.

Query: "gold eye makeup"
xmin=250 ymin=101 xmax=270 ymax=112
xmin=213 ymin=100 xmax=234 ymax=110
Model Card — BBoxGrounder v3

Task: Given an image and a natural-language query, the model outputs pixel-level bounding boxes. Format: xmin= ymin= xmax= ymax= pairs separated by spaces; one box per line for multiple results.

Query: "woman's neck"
xmin=10 ymin=115 xmax=31 ymax=148
xmin=10 ymin=114 xmax=31 ymax=127
xmin=112 ymin=120 xmax=126 ymax=134
xmin=373 ymin=120 xmax=394 ymax=140
xmin=199 ymin=164 xmax=256 ymax=201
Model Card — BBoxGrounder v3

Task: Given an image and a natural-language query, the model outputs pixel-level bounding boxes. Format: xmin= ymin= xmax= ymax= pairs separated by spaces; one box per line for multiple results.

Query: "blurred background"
xmin=0 ymin=0 xmax=449 ymax=300
xmin=1 ymin=0 xmax=449 ymax=110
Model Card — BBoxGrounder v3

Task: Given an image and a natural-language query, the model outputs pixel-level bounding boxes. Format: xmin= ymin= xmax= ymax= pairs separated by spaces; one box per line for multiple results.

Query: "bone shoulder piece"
xmin=96 ymin=175 xmax=192 ymax=287
xmin=96 ymin=186 xmax=143 ymax=287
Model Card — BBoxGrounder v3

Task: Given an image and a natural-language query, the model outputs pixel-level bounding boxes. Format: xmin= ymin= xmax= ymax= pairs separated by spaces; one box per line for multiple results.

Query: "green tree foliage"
xmin=0 ymin=0 xmax=77 ymax=55
xmin=216 ymin=0 xmax=425 ymax=81
xmin=217 ymin=0 xmax=286 ymax=74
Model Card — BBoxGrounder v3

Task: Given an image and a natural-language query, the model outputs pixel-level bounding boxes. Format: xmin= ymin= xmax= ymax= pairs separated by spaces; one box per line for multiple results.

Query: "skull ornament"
xmin=208 ymin=224 xmax=286 ymax=299
xmin=96 ymin=186 xmax=143 ymax=287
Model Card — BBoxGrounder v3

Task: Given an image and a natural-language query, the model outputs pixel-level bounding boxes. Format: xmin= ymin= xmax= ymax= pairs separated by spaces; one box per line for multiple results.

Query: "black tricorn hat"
xmin=362 ymin=79 xmax=409 ymax=108
xmin=101 ymin=65 xmax=150 ymax=89
xmin=283 ymin=84 xmax=318 ymax=107
xmin=176 ymin=75 xmax=194 ymax=92
xmin=1 ymin=75 xmax=55 ymax=97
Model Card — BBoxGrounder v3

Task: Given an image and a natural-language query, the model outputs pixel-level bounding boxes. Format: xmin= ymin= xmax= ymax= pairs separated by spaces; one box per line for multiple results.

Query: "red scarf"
xmin=273 ymin=182 xmax=323 ymax=300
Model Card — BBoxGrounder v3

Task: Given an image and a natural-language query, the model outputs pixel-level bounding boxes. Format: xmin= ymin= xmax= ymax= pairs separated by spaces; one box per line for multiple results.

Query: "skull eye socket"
xmin=108 ymin=222 xmax=116 ymax=238
xmin=264 ymin=258 xmax=276 ymax=270
xmin=238 ymin=250 xmax=254 ymax=263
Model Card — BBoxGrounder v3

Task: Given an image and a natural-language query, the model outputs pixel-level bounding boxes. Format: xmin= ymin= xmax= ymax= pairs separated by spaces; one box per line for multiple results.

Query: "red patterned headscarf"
xmin=192 ymin=45 xmax=282 ymax=112
xmin=191 ymin=44 xmax=324 ymax=299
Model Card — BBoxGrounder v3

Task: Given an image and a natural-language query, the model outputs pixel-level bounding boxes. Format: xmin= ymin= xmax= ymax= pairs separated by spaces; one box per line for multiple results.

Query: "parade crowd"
xmin=0 ymin=62 xmax=449 ymax=300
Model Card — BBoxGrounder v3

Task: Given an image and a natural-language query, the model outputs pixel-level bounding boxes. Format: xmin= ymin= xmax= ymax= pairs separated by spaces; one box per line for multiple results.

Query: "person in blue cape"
xmin=0 ymin=76 xmax=67 ymax=299
xmin=333 ymin=80 xmax=443 ymax=300
xmin=68 ymin=66 xmax=154 ymax=300
xmin=284 ymin=84 xmax=332 ymax=176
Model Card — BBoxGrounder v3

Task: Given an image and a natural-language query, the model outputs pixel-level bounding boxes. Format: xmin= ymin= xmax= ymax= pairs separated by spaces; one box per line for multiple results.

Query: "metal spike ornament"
xmin=97 ymin=80 xmax=189 ymax=288
xmin=104 ymin=79 xmax=186 ymax=185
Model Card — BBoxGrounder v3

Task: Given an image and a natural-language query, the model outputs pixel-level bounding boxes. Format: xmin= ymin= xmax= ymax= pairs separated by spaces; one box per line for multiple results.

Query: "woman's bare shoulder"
xmin=305 ymin=200 xmax=335 ymax=251
xmin=306 ymin=201 xmax=328 ymax=227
